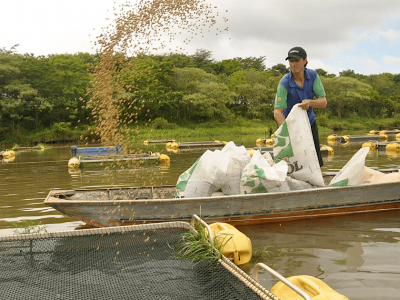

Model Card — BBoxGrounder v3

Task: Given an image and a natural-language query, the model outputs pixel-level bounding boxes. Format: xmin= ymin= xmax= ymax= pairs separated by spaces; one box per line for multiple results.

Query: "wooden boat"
xmin=44 ymin=172 xmax=400 ymax=228
xmin=70 ymin=145 xmax=122 ymax=157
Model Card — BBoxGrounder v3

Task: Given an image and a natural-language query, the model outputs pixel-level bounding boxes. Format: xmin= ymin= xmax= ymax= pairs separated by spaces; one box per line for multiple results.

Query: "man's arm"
xmin=298 ymin=96 xmax=327 ymax=110
xmin=273 ymin=107 xmax=286 ymax=126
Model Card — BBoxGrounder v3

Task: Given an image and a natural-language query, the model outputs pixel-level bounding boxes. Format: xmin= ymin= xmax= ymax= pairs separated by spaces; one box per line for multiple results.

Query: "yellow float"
xmin=2 ymin=150 xmax=16 ymax=159
xmin=270 ymin=275 xmax=349 ymax=300
xmin=247 ymin=148 xmax=256 ymax=157
xmin=68 ymin=157 xmax=80 ymax=168
xmin=327 ymin=134 xmax=337 ymax=143
xmin=208 ymin=222 xmax=252 ymax=265
xmin=340 ymin=135 xmax=350 ymax=143
xmin=158 ymin=153 xmax=170 ymax=165
xmin=396 ymin=133 xmax=400 ymax=141
xmin=379 ymin=133 xmax=388 ymax=141
xmin=166 ymin=142 xmax=179 ymax=150
xmin=256 ymin=138 xmax=264 ymax=145
xmin=386 ymin=142 xmax=400 ymax=152
xmin=320 ymin=145 xmax=334 ymax=155
xmin=265 ymin=138 xmax=274 ymax=146
xmin=362 ymin=140 xmax=378 ymax=150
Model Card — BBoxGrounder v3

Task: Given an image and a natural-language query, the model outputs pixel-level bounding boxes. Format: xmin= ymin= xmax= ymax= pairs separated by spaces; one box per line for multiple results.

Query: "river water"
xmin=1 ymin=132 xmax=399 ymax=300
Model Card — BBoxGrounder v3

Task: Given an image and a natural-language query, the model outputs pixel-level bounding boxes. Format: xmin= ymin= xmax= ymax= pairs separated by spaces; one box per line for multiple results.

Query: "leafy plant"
xmin=252 ymin=245 xmax=286 ymax=268
xmin=174 ymin=220 xmax=231 ymax=266
xmin=12 ymin=219 xmax=47 ymax=235
xmin=152 ymin=117 xmax=170 ymax=129
xmin=11 ymin=143 xmax=20 ymax=150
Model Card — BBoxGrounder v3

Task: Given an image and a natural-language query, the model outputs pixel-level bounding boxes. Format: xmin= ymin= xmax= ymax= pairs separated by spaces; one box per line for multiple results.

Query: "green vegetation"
xmin=174 ymin=220 xmax=231 ymax=266
xmin=252 ymin=245 xmax=286 ymax=268
xmin=12 ymin=219 xmax=47 ymax=235
xmin=1 ymin=46 xmax=399 ymax=146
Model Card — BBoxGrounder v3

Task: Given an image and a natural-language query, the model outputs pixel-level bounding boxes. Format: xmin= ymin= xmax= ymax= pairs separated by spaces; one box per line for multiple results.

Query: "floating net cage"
xmin=0 ymin=219 xmax=279 ymax=300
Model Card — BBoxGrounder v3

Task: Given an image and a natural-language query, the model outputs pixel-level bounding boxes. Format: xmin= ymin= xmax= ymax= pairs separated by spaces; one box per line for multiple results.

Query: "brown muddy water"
xmin=1 ymin=132 xmax=399 ymax=300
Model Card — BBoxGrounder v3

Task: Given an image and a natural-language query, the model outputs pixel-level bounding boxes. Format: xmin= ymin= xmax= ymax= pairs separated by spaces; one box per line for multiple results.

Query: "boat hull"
xmin=44 ymin=179 xmax=400 ymax=227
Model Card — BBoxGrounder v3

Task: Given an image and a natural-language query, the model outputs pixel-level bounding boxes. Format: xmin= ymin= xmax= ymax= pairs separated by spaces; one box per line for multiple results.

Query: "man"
xmin=273 ymin=46 xmax=327 ymax=167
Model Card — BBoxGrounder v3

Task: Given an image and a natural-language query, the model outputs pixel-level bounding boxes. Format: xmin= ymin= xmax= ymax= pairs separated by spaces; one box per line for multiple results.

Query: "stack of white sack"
xmin=240 ymin=150 xmax=315 ymax=194
xmin=273 ymin=105 xmax=325 ymax=187
xmin=174 ymin=141 xmax=251 ymax=198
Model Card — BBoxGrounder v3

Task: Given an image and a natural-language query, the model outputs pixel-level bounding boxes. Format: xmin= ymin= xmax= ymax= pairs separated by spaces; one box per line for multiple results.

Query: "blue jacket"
xmin=279 ymin=68 xmax=318 ymax=125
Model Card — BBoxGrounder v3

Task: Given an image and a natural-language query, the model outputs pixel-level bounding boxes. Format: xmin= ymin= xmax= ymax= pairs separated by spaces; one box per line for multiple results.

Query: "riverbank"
xmin=1 ymin=116 xmax=399 ymax=147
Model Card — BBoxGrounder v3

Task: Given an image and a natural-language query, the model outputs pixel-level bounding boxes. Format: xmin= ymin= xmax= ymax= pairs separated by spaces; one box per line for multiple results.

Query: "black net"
xmin=0 ymin=227 xmax=269 ymax=300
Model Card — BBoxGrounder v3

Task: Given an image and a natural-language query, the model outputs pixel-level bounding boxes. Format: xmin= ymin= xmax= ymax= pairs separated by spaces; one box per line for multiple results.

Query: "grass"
xmin=252 ymin=245 xmax=286 ymax=268
xmin=12 ymin=219 xmax=47 ymax=235
xmin=174 ymin=219 xmax=232 ymax=266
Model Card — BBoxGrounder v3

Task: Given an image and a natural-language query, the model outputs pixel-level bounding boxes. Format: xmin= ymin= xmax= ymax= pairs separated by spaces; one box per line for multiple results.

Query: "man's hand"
xmin=298 ymin=100 xmax=310 ymax=110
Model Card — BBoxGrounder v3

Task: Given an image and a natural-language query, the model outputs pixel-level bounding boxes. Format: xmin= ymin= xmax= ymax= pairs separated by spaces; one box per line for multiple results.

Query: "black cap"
xmin=285 ymin=47 xmax=307 ymax=60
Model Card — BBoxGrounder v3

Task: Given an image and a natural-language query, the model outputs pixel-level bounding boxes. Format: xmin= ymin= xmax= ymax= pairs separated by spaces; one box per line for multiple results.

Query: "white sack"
xmin=240 ymin=150 xmax=290 ymax=194
xmin=220 ymin=141 xmax=251 ymax=195
xmin=175 ymin=150 xmax=230 ymax=198
xmin=362 ymin=167 xmax=400 ymax=184
xmin=262 ymin=151 xmax=275 ymax=166
xmin=286 ymin=176 xmax=315 ymax=190
xmin=273 ymin=105 xmax=324 ymax=187
xmin=329 ymin=147 xmax=370 ymax=187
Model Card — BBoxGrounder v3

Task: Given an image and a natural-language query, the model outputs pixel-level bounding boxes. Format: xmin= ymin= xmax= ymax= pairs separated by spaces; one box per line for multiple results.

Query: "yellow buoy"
xmin=362 ymin=140 xmax=378 ymax=150
xmin=247 ymin=148 xmax=255 ymax=157
xmin=396 ymin=133 xmax=400 ymax=141
xmin=208 ymin=222 xmax=252 ymax=265
xmin=386 ymin=142 xmax=400 ymax=152
xmin=320 ymin=145 xmax=334 ymax=155
xmin=379 ymin=130 xmax=387 ymax=135
xmin=170 ymin=142 xmax=179 ymax=149
xmin=2 ymin=156 xmax=15 ymax=163
xmin=265 ymin=139 xmax=274 ymax=146
xmin=2 ymin=150 xmax=16 ymax=159
xmin=270 ymin=134 xmax=274 ymax=138
xmin=256 ymin=138 xmax=263 ymax=143
xmin=158 ymin=154 xmax=170 ymax=165
xmin=166 ymin=142 xmax=179 ymax=150
xmin=143 ymin=140 xmax=149 ymax=145
xmin=327 ymin=134 xmax=337 ymax=142
xmin=369 ymin=130 xmax=377 ymax=135
xmin=340 ymin=135 xmax=350 ymax=143
xmin=68 ymin=157 xmax=80 ymax=168
xmin=379 ymin=133 xmax=388 ymax=141
xmin=386 ymin=150 xmax=400 ymax=158
xmin=271 ymin=275 xmax=349 ymax=300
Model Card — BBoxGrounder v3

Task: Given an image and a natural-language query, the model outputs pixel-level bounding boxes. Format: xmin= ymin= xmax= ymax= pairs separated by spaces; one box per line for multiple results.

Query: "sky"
xmin=1 ymin=0 xmax=400 ymax=76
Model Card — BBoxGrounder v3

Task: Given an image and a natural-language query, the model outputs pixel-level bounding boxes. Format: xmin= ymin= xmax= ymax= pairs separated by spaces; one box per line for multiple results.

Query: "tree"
xmin=190 ymin=49 xmax=215 ymax=73
xmin=266 ymin=63 xmax=290 ymax=76
xmin=322 ymin=76 xmax=374 ymax=118
xmin=316 ymin=68 xmax=336 ymax=78
xmin=227 ymin=69 xmax=278 ymax=119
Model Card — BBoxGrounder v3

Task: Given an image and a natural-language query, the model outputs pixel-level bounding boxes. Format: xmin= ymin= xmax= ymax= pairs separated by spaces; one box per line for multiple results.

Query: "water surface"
xmin=1 ymin=132 xmax=399 ymax=300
